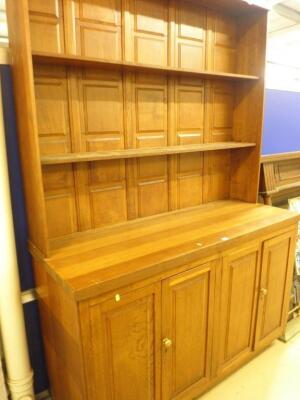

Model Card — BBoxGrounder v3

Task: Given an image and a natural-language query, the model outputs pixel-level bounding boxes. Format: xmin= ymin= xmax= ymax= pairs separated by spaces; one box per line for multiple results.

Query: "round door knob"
xmin=162 ymin=338 xmax=172 ymax=349
xmin=260 ymin=288 xmax=268 ymax=296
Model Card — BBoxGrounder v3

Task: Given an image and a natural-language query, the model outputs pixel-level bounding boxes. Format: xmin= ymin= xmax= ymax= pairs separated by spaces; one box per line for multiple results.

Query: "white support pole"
xmin=0 ymin=61 xmax=34 ymax=398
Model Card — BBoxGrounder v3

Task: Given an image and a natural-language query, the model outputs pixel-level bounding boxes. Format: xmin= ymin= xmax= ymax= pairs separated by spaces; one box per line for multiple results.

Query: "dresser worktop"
xmin=31 ymin=201 xmax=299 ymax=301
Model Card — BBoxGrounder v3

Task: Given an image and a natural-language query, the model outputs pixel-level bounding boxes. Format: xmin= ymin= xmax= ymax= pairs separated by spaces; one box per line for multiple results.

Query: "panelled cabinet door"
xmin=255 ymin=230 xmax=296 ymax=350
xmin=161 ymin=261 xmax=217 ymax=400
xmin=80 ymin=283 xmax=161 ymax=400
xmin=215 ymin=243 xmax=260 ymax=377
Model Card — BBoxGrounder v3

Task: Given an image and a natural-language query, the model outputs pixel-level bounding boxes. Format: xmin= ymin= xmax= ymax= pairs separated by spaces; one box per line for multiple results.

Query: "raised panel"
xmin=80 ymin=0 xmax=119 ymax=23
xmin=276 ymin=160 xmax=300 ymax=182
xmin=136 ymin=37 xmax=167 ymax=66
xmin=174 ymin=77 xmax=205 ymax=145
xmin=255 ymin=231 xmax=295 ymax=349
xmin=88 ymin=160 xmax=128 ymax=227
xmin=136 ymin=156 xmax=169 ymax=217
xmin=162 ymin=261 xmax=216 ymax=400
xmin=169 ymin=77 xmax=204 ymax=210
xmin=78 ymin=69 xmax=125 ymax=151
xmin=135 ymin=0 xmax=166 ymax=34
xmin=28 ymin=0 xmax=65 ymax=54
xmin=127 ymin=0 xmax=170 ymax=66
xmin=90 ymin=185 xmax=127 ymax=227
xmin=34 ymin=66 xmax=72 ymax=155
xmin=175 ymin=1 xmax=207 ymax=70
xmin=208 ymin=82 xmax=234 ymax=142
xmin=45 ymin=191 xmax=78 ymax=237
xmin=81 ymin=283 xmax=161 ymax=400
xmin=216 ymin=243 xmax=260 ymax=375
xmin=170 ymin=153 xmax=203 ymax=210
xmin=137 ymin=89 xmax=165 ymax=133
xmin=72 ymin=0 xmax=122 ymax=60
xmin=203 ymin=151 xmax=231 ymax=202
xmin=209 ymin=12 xmax=237 ymax=73
xmin=131 ymin=73 xmax=168 ymax=148
xmin=43 ymin=165 xmax=78 ymax=238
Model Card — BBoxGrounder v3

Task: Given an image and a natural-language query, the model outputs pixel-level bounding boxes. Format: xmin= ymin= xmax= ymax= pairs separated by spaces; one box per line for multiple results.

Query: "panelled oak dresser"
xmin=6 ymin=0 xmax=300 ymax=399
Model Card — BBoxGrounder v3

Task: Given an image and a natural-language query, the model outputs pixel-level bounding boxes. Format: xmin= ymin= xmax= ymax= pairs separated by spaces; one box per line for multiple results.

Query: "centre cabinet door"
xmin=215 ymin=242 xmax=261 ymax=377
xmin=161 ymin=260 xmax=217 ymax=400
xmin=80 ymin=282 xmax=161 ymax=400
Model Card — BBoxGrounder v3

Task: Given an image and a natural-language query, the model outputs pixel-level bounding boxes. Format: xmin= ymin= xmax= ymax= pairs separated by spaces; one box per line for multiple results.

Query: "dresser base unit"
xmin=31 ymin=201 xmax=298 ymax=400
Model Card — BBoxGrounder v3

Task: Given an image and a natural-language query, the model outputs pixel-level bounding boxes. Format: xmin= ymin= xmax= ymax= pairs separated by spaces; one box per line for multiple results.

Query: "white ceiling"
xmin=0 ymin=0 xmax=7 ymax=45
xmin=267 ymin=0 xmax=300 ymax=68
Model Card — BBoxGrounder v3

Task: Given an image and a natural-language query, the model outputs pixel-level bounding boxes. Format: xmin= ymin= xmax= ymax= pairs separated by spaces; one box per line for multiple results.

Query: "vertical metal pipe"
xmin=0 ymin=57 xmax=34 ymax=398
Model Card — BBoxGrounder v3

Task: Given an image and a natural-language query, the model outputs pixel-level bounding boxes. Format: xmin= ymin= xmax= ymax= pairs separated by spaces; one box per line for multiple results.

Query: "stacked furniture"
xmin=260 ymin=151 xmax=300 ymax=206
xmin=6 ymin=0 xmax=300 ymax=399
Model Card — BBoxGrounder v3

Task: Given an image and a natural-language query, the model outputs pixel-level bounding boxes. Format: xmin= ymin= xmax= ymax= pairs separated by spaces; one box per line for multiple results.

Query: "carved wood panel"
xmin=34 ymin=65 xmax=73 ymax=155
xmin=29 ymin=0 xmax=242 ymax=77
xmin=255 ymin=231 xmax=295 ymax=349
xmin=174 ymin=0 xmax=207 ymax=70
xmin=169 ymin=76 xmax=205 ymax=209
xmin=207 ymin=82 xmax=234 ymax=142
xmin=203 ymin=151 xmax=231 ymax=202
xmin=42 ymin=164 xmax=78 ymax=238
xmin=76 ymin=68 xmax=127 ymax=228
xmin=130 ymin=73 xmax=168 ymax=148
xmin=34 ymin=63 xmax=236 ymax=235
xmin=70 ymin=0 xmax=122 ymax=59
xmin=28 ymin=0 xmax=65 ymax=54
xmin=162 ymin=261 xmax=216 ymax=399
xmin=125 ymin=0 xmax=170 ymax=66
xmin=208 ymin=11 xmax=237 ymax=73
xmin=81 ymin=283 xmax=161 ymax=400
xmin=34 ymin=65 xmax=79 ymax=238
xmin=216 ymin=243 xmax=260 ymax=376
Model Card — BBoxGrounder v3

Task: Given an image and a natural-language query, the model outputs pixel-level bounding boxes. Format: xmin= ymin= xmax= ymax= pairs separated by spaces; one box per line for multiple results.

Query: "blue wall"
xmin=1 ymin=66 xmax=49 ymax=394
xmin=262 ymin=88 xmax=300 ymax=155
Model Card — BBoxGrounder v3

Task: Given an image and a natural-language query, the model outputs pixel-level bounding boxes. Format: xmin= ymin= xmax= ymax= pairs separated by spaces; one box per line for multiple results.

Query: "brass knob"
xmin=163 ymin=338 xmax=172 ymax=349
xmin=260 ymin=288 xmax=268 ymax=297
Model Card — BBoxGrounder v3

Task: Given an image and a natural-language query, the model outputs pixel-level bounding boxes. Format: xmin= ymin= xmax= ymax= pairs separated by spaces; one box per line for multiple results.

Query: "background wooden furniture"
xmin=260 ymin=151 xmax=300 ymax=206
xmin=259 ymin=159 xmax=300 ymax=342
xmin=6 ymin=0 xmax=299 ymax=399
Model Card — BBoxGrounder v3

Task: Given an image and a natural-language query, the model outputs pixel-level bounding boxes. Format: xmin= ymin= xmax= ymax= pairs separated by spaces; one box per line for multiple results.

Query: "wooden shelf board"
xmin=41 ymin=142 xmax=256 ymax=165
xmin=32 ymin=51 xmax=260 ymax=81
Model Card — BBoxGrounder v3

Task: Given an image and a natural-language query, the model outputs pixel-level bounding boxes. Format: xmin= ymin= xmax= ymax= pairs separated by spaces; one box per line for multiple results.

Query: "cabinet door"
xmin=215 ymin=243 xmax=260 ymax=377
xmin=80 ymin=283 xmax=161 ymax=400
xmin=255 ymin=230 xmax=296 ymax=350
xmin=162 ymin=261 xmax=217 ymax=400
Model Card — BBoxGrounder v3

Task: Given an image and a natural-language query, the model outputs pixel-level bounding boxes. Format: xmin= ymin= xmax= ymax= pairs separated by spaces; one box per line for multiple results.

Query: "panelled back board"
xmin=7 ymin=0 xmax=267 ymax=255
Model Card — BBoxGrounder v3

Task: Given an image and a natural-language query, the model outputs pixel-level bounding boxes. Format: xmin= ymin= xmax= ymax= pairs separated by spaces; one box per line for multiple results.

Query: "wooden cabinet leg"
xmin=263 ymin=194 xmax=272 ymax=206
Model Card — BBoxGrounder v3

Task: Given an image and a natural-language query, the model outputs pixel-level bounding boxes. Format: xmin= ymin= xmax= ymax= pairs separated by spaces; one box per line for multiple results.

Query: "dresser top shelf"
xmin=32 ymin=52 xmax=260 ymax=82
xmin=31 ymin=201 xmax=299 ymax=301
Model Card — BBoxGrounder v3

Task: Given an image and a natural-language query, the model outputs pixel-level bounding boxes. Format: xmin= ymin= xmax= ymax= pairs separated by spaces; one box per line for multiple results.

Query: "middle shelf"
xmin=32 ymin=51 xmax=260 ymax=82
xmin=41 ymin=142 xmax=256 ymax=165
